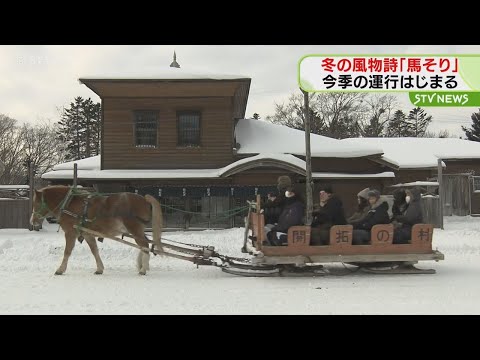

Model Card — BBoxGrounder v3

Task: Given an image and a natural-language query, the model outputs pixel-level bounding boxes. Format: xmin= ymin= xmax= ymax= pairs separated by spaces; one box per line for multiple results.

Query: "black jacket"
xmin=272 ymin=197 xmax=304 ymax=233
xmin=353 ymin=201 xmax=390 ymax=231
xmin=262 ymin=195 xmax=285 ymax=225
xmin=311 ymin=195 xmax=347 ymax=228
xmin=396 ymin=188 xmax=423 ymax=232
xmin=391 ymin=189 xmax=408 ymax=220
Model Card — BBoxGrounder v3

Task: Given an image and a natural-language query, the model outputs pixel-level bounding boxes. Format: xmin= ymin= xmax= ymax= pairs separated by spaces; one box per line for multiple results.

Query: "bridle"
xmin=33 ymin=188 xmax=73 ymax=221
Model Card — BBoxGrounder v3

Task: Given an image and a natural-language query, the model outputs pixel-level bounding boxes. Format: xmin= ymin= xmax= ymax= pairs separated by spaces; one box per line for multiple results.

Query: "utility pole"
xmin=28 ymin=159 xmax=34 ymax=231
xmin=73 ymin=163 xmax=78 ymax=188
xmin=301 ymin=89 xmax=313 ymax=225
xmin=437 ymin=158 xmax=444 ymax=229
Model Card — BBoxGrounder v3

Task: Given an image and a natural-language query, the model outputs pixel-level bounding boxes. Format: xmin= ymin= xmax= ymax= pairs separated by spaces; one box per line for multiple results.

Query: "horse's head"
xmin=30 ymin=189 xmax=51 ymax=227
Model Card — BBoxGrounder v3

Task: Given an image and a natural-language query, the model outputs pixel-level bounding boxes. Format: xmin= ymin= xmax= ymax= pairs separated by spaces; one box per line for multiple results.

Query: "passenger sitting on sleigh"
xmin=263 ymin=186 xmax=304 ymax=246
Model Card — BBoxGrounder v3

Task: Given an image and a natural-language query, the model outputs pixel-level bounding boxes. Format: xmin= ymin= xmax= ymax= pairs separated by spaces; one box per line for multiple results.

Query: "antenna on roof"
xmin=170 ymin=51 xmax=180 ymax=68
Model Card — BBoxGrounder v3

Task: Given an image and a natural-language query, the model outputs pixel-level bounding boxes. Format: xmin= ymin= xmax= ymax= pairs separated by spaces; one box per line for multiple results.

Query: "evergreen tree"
xmin=461 ymin=109 xmax=480 ymax=142
xmin=405 ymin=107 xmax=432 ymax=137
xmin=386 ymin=110 xmax=407 ymax=137
xmin=252 ymin=113 xmax=261 ymax=119
xmin=56 ymin=97 xmax=101 ymax=160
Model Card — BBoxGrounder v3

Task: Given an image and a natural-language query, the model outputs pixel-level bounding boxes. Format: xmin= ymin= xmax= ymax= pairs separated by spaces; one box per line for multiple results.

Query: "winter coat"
xmin=347 ymin=207 xmax=370 ymax=225
xmin=352 ymin=200 xmax=390 ymax=231
xmin=262 ymin=196 xmax=285 ymax=225
xmin=311 ymin=194 xmax=347 ymax=230
xmin=395 ymin=188 xmax=423 ymax=233
xmin=391 ymin=188 xmax=408 ymax=220
xmin=347 ymin=188 xmax=370 ymax=225
xmin=272 ymin=196 xmax=304 ymax=233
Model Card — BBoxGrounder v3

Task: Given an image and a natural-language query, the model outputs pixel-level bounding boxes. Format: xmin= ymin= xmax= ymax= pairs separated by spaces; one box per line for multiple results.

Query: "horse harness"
xmin=60 ymin=192 xmax=102 ymax=243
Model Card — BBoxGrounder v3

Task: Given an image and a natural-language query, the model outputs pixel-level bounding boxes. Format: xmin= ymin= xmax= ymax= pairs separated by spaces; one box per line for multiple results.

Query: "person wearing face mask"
xmin=391 ymin=188 xmax=408 ymax=221
xmin=351 ymin=189 xmax=390 ymax=245
xmin=264 ymin=186 xmax=304 ymax=246
xmin=393 ymin=187 xmax=424 ymax=244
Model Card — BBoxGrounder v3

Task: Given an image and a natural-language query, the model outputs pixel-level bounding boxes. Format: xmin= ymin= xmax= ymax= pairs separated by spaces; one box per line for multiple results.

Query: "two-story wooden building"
xmin=44 ymin=59 xmax=480 ymax=226
xmin=43 ymin=66 xmax=398 ymax=228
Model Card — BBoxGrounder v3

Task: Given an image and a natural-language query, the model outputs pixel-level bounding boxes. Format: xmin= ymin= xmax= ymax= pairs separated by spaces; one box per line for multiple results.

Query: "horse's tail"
xmin=145 ymin=195 xmax=163 ymax=252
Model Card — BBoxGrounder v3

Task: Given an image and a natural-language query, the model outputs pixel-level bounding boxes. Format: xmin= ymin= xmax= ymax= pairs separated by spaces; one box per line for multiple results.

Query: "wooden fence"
xmin=383 ymin=194 xmax=442 ymax=228
xmin=0 ymin=198 xmax=30 ymax=229
xmin=421 ymin=196 xmax=442 ymax=228
xmin=441 ymin=174 xmax=470 ymax=216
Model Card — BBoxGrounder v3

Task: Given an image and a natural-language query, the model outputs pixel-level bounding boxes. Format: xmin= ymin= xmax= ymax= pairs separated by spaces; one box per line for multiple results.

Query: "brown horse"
xmin=30 ymin=185 xmax=163 ymax=275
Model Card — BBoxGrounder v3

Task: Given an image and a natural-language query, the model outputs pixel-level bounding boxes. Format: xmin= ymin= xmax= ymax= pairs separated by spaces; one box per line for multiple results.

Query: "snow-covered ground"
xmin=1 ymin=216 xmax=479 ymax=314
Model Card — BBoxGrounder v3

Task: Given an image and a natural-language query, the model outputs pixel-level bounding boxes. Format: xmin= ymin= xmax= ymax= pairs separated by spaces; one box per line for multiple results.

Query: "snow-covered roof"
xmin=79 ymin=67 xmax=250 ymax=81
xmin=391 ymin=181 xmax=439 ymax=187
xmin=342 ymin=137 xmax=480 ymax=169
xmin=53 ymin=156 xmax=100 ymax=171
xmin=0 ymin=185 xmax=30 ymax=190
xmin=42 ymin=153 xmax=394 ymax=180
xmin=235 ymin=119 xmax=384 ymax=158
xmin=312 ymin=171 xmax=395 ymax=179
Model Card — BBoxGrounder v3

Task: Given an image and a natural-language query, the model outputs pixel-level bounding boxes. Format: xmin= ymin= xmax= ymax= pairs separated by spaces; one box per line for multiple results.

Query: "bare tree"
xmin=0 ymin=115 xmax=66 ymax=184
xmin=266 ymin=92 xmax=366 ymax=138
xmin=22 ymin=120 xmax=67 ymax=178
xmin=0 ymin=115 xmax=25 ymax=184
xmin=361 ymin=94 xmax=398 ymax=137
xmin=423 ymin=129 xmax=454 ymax=138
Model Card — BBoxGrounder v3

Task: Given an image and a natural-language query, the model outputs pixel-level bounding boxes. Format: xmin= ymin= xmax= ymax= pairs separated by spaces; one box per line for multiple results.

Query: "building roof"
xmin=235 ymin=119 xmax=384 ymax=158
xmin=79 ymin=66 xmax=250 ymax=81
xmin=42 ymin=153 xmax=394 ymax=181
xmin=341 ymin=137 xmax=480 ymax=169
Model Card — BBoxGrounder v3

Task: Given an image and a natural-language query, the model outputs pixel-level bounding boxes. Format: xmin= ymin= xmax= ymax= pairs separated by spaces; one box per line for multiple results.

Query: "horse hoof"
xmin=139 ymin=271 xmax=146 ymax=275
xmin=94 ymin=271 xmax=103 ymax=275
xmin=54 ymin=271 xmax=63 ymax=275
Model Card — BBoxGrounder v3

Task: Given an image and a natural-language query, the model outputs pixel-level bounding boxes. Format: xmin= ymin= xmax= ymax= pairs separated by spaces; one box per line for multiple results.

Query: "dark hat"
xmin=319 ymin=184 xmax=333 ymax=194
xmin=357 ymin=187 xmax=370 ymax=199
xmin=277 ymin=175 xmax=292 ymax=191
xmin=367 ymin=189 xmax=381 ymax=198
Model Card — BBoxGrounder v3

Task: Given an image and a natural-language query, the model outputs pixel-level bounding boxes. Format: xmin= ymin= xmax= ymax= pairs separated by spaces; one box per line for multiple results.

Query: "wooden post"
xmin=28 ymin=161 xmax=34 ymax=231
xmin=256 ymin=194 xmax=262 ymax=244
xmin=241 ymin=200 xmax=252 ymax=253
xmin=302 ymin=89 xmax=313 ymax=226
xmin=73 ymin=163 xmax=78 ymax=188
xmin=438 ymin=158 xmax=444 ymax=230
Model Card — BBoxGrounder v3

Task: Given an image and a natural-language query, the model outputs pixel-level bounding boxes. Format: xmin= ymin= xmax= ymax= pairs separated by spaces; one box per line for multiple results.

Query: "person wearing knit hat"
xmin=347 ymin=187 xmax=371 ymax=225
xmin=351 ymin=188 xmax=390 ymax=245
xmin=277 ymin=175 xmax=292 ymax=193
xmin=367 ymin=189 xmax=381 ymax=199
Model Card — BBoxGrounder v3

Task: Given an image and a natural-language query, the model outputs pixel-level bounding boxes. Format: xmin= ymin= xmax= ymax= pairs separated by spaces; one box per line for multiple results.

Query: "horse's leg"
xmin=84 ymin=235 xmax=105 ymax=275
xmin=124 ymin=220 xmax=150 ymax=275
xmin=55 ymin=231 xmax=76 ymax=275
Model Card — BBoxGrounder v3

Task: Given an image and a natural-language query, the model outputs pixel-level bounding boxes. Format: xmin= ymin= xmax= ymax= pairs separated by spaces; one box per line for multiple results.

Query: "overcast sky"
xmin=1 ymin=45 xmax=479 ymax=137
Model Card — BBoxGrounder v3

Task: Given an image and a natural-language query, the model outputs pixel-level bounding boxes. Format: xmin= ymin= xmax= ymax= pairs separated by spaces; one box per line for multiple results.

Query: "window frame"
xmin=133 ymin=110 xmax=158 ymax=149
xmin=177 ymin=110 xmax=201 ymax=148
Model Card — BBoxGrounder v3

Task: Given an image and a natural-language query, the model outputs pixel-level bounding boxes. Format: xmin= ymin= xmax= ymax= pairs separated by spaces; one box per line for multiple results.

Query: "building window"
xmin=473 ymin=176 xmax=480 ymax=192
xmin=134 ymin=110 xmax=158 ymax=148
xmin=177 ymin=111 xmax=201 ymax=147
